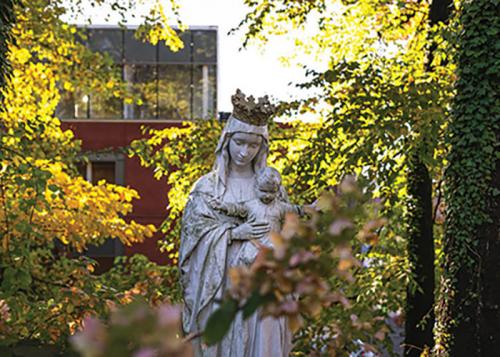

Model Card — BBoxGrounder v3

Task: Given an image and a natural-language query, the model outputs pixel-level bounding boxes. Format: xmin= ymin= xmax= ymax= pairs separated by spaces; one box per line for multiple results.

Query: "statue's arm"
xmin=209 ymin=199 xmax=248 ymax=219
xmin=280 ymin=202 xmax=305 ymax=217
xmin=226 ymin=202 xmax=248 ymax=218
xmin=277 ymin=184 xmax=305 ymax=216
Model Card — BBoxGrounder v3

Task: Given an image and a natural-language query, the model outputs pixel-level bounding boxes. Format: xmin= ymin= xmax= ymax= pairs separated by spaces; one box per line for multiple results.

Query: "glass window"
xmin=79 ymin=154 xmax=125 ymax=185
xmin=56 ymin=90 xmax=76 ymax=119
xmin=74 ymin=92 xmax=90 ymax=119
xmin=90 ymin=95 xmax=122 ymax=119
xmin=87 ymin=29 xmax=123 ymax=62
xmin=193 ymin=64 xmax=216 ymax=119
xmin=193 ymin=30 xmax=217 ymax=63
xmin=76 ymin=160 xmax=116 ymax=184
xmin=91 ymin=161 xmax=116 ymax=184
xmin=124 ymin=30 xmax=157 ymax=63
xmin=158 ymin=31 xmax=191 ymax=63
xmin=56 ymin=90 xmax=89 ymax=119
xmin=90 ymin=90 xmax=122 ymax=119
xmin=61 ymin=27 xmax=217 ymax=121
xmin=158 ymin=64 xmax=192 ymax=119
xmin=124 ymin=64 xmax=158 ymax=119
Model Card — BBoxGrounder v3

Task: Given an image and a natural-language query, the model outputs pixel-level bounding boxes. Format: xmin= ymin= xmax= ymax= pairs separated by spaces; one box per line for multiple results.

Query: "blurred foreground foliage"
xmin=71 ymin=300 xmax=190 ymax=357
xmin=204 ymin=178 xmax=396 ymax=354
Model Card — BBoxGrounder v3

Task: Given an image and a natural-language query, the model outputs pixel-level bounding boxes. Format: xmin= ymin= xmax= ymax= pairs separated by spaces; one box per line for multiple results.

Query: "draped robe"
xmin=179 ymin=171 xmax=291 ymax=356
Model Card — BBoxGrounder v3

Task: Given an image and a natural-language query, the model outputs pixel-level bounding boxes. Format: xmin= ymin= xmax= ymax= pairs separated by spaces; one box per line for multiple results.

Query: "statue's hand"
xmin=208 ymin=198 xmax=226 ymax=212
xmin=231 ymin=218 xmax=270 ymax=241
xmin=304 ymin=198 xmax=320 ymax=212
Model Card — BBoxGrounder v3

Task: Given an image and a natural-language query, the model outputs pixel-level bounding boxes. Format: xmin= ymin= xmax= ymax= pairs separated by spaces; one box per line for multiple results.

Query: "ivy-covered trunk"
xmin=404 ymin=0 xmax=452 ymax=355
xmin=436 ymin=0 xmax=499 ymax=355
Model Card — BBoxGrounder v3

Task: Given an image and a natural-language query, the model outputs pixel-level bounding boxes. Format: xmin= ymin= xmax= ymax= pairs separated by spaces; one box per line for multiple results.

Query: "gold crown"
xmin=231 ymin=89 xmax=275 ymax=126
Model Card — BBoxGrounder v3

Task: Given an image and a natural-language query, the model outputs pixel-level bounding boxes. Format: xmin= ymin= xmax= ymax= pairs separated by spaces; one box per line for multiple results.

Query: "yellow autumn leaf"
xmin=63 ymin=81 xmax=73 ymax=91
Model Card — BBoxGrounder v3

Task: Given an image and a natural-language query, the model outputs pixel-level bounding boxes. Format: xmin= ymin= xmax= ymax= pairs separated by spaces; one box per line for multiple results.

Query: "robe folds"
xmin=179 ymin=172 xmax=291 ymax=357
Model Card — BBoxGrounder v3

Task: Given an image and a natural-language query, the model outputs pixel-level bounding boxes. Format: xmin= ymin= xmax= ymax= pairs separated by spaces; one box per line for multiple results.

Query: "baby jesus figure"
xmin=210 ymin=167 xmax=305 ymax=264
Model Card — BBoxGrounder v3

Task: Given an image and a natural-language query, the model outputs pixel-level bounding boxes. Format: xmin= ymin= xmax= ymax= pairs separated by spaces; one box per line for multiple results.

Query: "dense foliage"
xmin=130 ymin=0 xmax=457 ymax=354
xmin=1 ymin=0 xmax=496 ymax=355
xmin=0 ymin=0 xmax=182 ymax=351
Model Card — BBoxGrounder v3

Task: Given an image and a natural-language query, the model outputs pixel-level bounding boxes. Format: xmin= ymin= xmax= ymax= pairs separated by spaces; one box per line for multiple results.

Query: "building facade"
xmin=60 ymin=26 xmax=217 ymax=269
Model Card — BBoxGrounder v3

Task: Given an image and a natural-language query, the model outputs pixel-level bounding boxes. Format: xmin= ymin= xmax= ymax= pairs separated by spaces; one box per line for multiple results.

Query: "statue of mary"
xmin=179 ymin=90 xmax=292 ymax=356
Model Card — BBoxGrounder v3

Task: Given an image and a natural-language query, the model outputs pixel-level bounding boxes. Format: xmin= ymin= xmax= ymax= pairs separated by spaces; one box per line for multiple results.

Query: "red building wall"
xmin=61 ymin=120 xmax=182 ymax=265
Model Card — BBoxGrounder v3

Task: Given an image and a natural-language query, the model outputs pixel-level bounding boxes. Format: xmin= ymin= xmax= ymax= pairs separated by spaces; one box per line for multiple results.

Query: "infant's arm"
xmin=209 ymin=199 xmax=248 ymax=218
xmin=279 ymin=202 xmax=305 ymax=217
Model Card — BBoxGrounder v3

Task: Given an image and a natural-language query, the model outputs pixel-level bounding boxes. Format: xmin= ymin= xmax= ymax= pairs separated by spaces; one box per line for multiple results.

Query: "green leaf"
xmin=242 ymin=292 xmax=271 ymax=320
xmin=48 ymin=184 xmax=59 ymax=192
xmin=203 ymin=299 xmax=238 ymax=346
xmin=14 ymin=221 xmax=32 ymax=234
xmin=1 ymin=267 xmax=32 ymax=293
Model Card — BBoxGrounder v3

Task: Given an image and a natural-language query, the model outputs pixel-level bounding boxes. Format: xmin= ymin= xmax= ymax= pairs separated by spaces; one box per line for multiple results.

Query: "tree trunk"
xmin=404 ymin=155 xmax=435 ymax=357
xmin=437 ymin=0 xmax=499 ymax=355
xmin=0 ymin=0 xmax=15 ymax=89
xmin=403 ymin=0 xmax=452 ymax=355
xmin=479 ymin=149 xmax=500 ymax=355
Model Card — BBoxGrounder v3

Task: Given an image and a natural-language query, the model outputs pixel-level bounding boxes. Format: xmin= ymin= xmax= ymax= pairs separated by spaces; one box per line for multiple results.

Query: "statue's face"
xmin=256 ymin=184 xmax=279 ymax=204
xmin=229 ymin=132 xmax=263 ymax=168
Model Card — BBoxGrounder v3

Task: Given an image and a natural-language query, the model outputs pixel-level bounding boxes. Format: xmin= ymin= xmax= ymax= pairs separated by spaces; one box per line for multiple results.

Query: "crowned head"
xmin=231 ymin=89 xmax=276 ymax=127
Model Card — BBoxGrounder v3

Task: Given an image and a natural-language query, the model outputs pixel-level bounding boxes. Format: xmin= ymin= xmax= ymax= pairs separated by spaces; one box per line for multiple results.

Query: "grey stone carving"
xmin=179 ymin=93 xmax=294 ymax=356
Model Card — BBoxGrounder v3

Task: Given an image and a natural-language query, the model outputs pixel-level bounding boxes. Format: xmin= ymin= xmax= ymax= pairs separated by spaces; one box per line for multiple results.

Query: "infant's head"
xmin=255 ymin=167 xmax=281 ymax=204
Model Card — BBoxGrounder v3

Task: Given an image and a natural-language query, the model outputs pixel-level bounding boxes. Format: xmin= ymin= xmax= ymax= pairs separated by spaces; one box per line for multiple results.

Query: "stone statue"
xmin=209 ymin=166 xmax=304 ymax=265
xmin=179 ymin=90 xmax=293 ymax=356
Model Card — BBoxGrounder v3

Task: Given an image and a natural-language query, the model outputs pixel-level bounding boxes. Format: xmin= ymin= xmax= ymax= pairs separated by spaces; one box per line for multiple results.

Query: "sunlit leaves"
xmin=129 ymin=119 xmax=222 ymax=263
xmin=37 ymin=163 xmax=154 ymax=251
xmin=136 ymin=0 xmax=185 ymax=49
xmin=232 ymin=0 xmax=455 ymax=205
xmin=0 ymin=0 xmax=183 ymax=348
